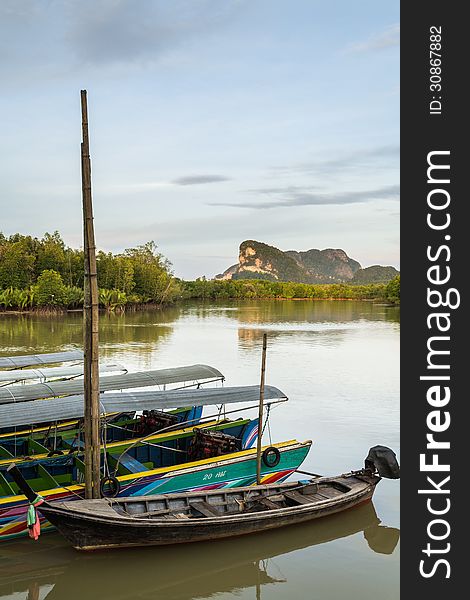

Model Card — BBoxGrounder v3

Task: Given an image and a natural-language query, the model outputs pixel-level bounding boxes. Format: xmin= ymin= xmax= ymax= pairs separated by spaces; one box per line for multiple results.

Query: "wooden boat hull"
xmin=35 ymin=473 xmax=379 ymax=550
xmin=0 ymin=440 xmax=311 ymax=541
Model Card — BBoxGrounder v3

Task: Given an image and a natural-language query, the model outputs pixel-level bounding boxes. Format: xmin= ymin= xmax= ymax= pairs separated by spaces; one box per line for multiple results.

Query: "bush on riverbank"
xmin=0 ymin=232 xmax=181 ymax=310
xmin=181 ymin=277 xmax=400 ymax=304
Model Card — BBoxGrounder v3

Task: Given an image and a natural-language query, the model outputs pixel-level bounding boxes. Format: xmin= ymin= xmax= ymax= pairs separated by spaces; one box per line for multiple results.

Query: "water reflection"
xmin=0 ymin=301 xmax=399 ymax=358
xmin=183 ymin=300 xmax=400 ymax=326
xmin=0 ymin=301 xmax=399 ymax=600
xmin=0 ymin=308 xmax=182 ymax=360
xmin=0 ymin=502 xmax=399 ymax=600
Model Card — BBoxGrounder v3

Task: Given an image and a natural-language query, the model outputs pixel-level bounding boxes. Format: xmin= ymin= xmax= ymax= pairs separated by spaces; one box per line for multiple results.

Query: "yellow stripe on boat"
xmin=0 ymin=439 xmax=311 ymax=505
xmin=0 ymin=420 xmax=222 ymax=467
xmin=0 ymin=420 xmax=80 ymax=440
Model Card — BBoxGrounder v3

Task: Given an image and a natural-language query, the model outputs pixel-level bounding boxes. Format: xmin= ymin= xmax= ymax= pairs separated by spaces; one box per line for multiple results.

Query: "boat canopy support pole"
xmin=256 ymin=333 xmax=267 ymax=485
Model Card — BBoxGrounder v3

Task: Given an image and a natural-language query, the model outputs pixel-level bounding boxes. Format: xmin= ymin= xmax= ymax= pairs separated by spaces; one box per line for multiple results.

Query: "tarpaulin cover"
xmin=0 ymin=365 xmax=225 ymax=404
xmin=0 ymin=351 xmax=84 ymax=370
xmin=0 ymin=385 xmax=287 ymax=428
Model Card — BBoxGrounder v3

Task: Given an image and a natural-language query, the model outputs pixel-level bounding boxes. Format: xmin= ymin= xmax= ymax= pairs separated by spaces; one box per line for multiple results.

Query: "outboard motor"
xmin=365 ymin=446 xmax=400 ymax=479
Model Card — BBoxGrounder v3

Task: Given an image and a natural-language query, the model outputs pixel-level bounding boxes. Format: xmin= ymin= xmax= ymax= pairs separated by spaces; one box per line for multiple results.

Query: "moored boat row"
xmin=0 ymin=350 xmax=311 ymax=542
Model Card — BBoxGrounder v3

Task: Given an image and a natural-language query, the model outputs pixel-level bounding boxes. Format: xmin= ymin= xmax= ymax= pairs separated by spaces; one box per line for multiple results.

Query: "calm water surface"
xmin=0 ymin=300 xmax=400 ymax=600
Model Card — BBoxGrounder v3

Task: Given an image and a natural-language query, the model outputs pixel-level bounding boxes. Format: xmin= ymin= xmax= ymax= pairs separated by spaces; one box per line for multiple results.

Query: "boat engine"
xmin=188 ymin=428 xmax=241 ymax=461
xmin=137 ymin=410 xmax=179 ymax=436
xmin=365 ymin=446 xmax=400 ymax=479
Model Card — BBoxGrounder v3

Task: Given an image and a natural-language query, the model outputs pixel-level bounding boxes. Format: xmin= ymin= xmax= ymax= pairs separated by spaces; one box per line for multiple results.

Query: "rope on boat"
xmin=260 ymin=403 xmax=273 ymax=445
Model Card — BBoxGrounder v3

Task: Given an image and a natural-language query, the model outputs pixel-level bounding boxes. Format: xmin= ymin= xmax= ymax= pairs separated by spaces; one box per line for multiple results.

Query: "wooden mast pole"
xmin=256 ymin=333 xmax=267 ymax=485
xmin=81 ymin=90 xmax=101 ymax=499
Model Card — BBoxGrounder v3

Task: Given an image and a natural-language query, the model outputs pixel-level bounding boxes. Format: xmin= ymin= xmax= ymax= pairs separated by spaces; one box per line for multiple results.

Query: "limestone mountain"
xmin=350 ymin=265 xmax=400 ymax=284
xmin=215 ymin=240 xmax=398 ymax=284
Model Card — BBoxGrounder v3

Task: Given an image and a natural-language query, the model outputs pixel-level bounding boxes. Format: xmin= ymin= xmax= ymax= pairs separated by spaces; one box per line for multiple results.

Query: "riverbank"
xmin=0 ymin=277 xmax=400 ymax=313
xmin=0 ymin=277 xmax=400 ymax=315
xmin=182 ymin=278 xmax=400 ymax=304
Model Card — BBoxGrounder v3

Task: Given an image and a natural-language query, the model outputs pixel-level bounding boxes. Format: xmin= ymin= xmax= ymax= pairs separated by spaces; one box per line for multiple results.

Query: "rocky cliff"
xmin=215 ymin=241 xmax=398 ymax=284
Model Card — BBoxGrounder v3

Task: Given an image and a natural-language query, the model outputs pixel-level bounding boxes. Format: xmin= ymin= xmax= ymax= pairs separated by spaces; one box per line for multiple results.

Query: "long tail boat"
xmin=0 ymin=385 xmax=311 ymax=541
xmin=0 ymin=384 xmax=282 ymax=465
xmin=8 ymin=446 xmax=398 ymax=551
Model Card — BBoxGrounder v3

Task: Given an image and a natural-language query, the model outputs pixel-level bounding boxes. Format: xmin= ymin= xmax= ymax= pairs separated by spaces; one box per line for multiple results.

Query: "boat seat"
xmin=314 ymin=487 xmax=344 ymax=499
xmin=245 ymin=495 xmax=281 ymax=512
xmin=254 ymin=497 xmax=280 ymax=510
xmin=190 ymin=501 xmax=221 ymax=518
xmin=284 ymin=490 xmax=313 ymax=505
xmin=111 ymin=453 xmax=146 ymax=474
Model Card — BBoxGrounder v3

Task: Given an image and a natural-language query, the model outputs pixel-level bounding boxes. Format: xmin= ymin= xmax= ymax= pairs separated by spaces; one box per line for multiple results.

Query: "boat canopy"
xmin=0 ymin=350 xmax=84 ymax=370
xmin=0 ymin=385 xmax=287 ymax=428
xmin=0 ymin=365 xmax=225 ymax=404
xmin=0 ymin=363 xmax=127 ymax=384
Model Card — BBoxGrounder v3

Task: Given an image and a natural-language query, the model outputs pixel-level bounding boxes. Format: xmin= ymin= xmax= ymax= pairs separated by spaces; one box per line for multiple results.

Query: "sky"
xmin=0 ymin=0 xmax=399 ymax=279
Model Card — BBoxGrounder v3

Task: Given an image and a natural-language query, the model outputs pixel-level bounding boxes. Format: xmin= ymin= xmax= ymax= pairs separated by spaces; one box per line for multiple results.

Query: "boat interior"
xmin=70 ymin=479 xmax=359 ymax=521
xmin=0 ymin=417 xmax=255 ymax=497
xmin=0 ymin=406 xmax=202 ymax=458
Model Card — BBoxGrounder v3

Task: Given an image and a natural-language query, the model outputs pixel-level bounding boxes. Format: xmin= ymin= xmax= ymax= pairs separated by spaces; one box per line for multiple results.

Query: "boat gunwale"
xmin=39 ymin=473 xmax=379 ymax=528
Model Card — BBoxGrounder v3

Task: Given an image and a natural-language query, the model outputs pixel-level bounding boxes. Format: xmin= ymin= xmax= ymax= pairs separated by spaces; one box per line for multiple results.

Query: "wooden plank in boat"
xmin=284 ymin=491 xmax=313 ymax=505
xmin=301 ymin=483 xmax=319 ymax=495
xmin=133 ymin=508 xmax=173 ymax=518
xmin=316 ymin=486 xmax=344 ymax=499
xmin=190 ymin=501 xmax=221 ymax=517
xmin=66 ymin=501 xmax=121 ymax=518
xmin=256 ymin=497 xmax=280 ymax=510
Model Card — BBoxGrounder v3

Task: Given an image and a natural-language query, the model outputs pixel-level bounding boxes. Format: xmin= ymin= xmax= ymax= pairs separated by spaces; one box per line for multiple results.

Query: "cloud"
xmin=209 ymin=184 xmax=400 ymax=209
xmin=348 ymin=24 xmax=400 ymax=53
xmin=0 ymin=0 xmax=246 ymax=82
xmin=246 ymin=185 xmax=322 ymax=195
xmin=172 ymin=174 xmax=231 ymax=186
xmin=271 ymin=145 xmax=399 ymax=177
xmin=65 ymin=0 xmax=245 ymax=66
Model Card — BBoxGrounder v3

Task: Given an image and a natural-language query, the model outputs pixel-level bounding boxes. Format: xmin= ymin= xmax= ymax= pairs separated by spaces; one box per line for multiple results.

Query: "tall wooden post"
xmin=81 ymin=90 xmax=101 ymax=499
xmin=256 ymin=333 xmax=267 ymax=485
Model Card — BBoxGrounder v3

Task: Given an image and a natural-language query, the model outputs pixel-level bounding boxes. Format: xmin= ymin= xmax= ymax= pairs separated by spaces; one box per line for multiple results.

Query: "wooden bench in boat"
xmin=283 ymin=490 xmax=313 ymax=505
xmin=190 ymin=501 xmax=221 ymax=518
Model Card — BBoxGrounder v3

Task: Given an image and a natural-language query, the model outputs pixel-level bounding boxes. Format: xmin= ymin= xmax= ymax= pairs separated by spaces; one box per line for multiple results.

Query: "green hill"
xmin=351 ymin=265 xmax=400 ymax=284
xmin=216 ymin=240 xmax=398 ymax=284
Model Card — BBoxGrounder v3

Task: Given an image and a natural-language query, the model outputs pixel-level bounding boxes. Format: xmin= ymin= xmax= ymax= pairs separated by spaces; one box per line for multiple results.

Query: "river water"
xmin=0 ymin=300 xmax=400 ymax=600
